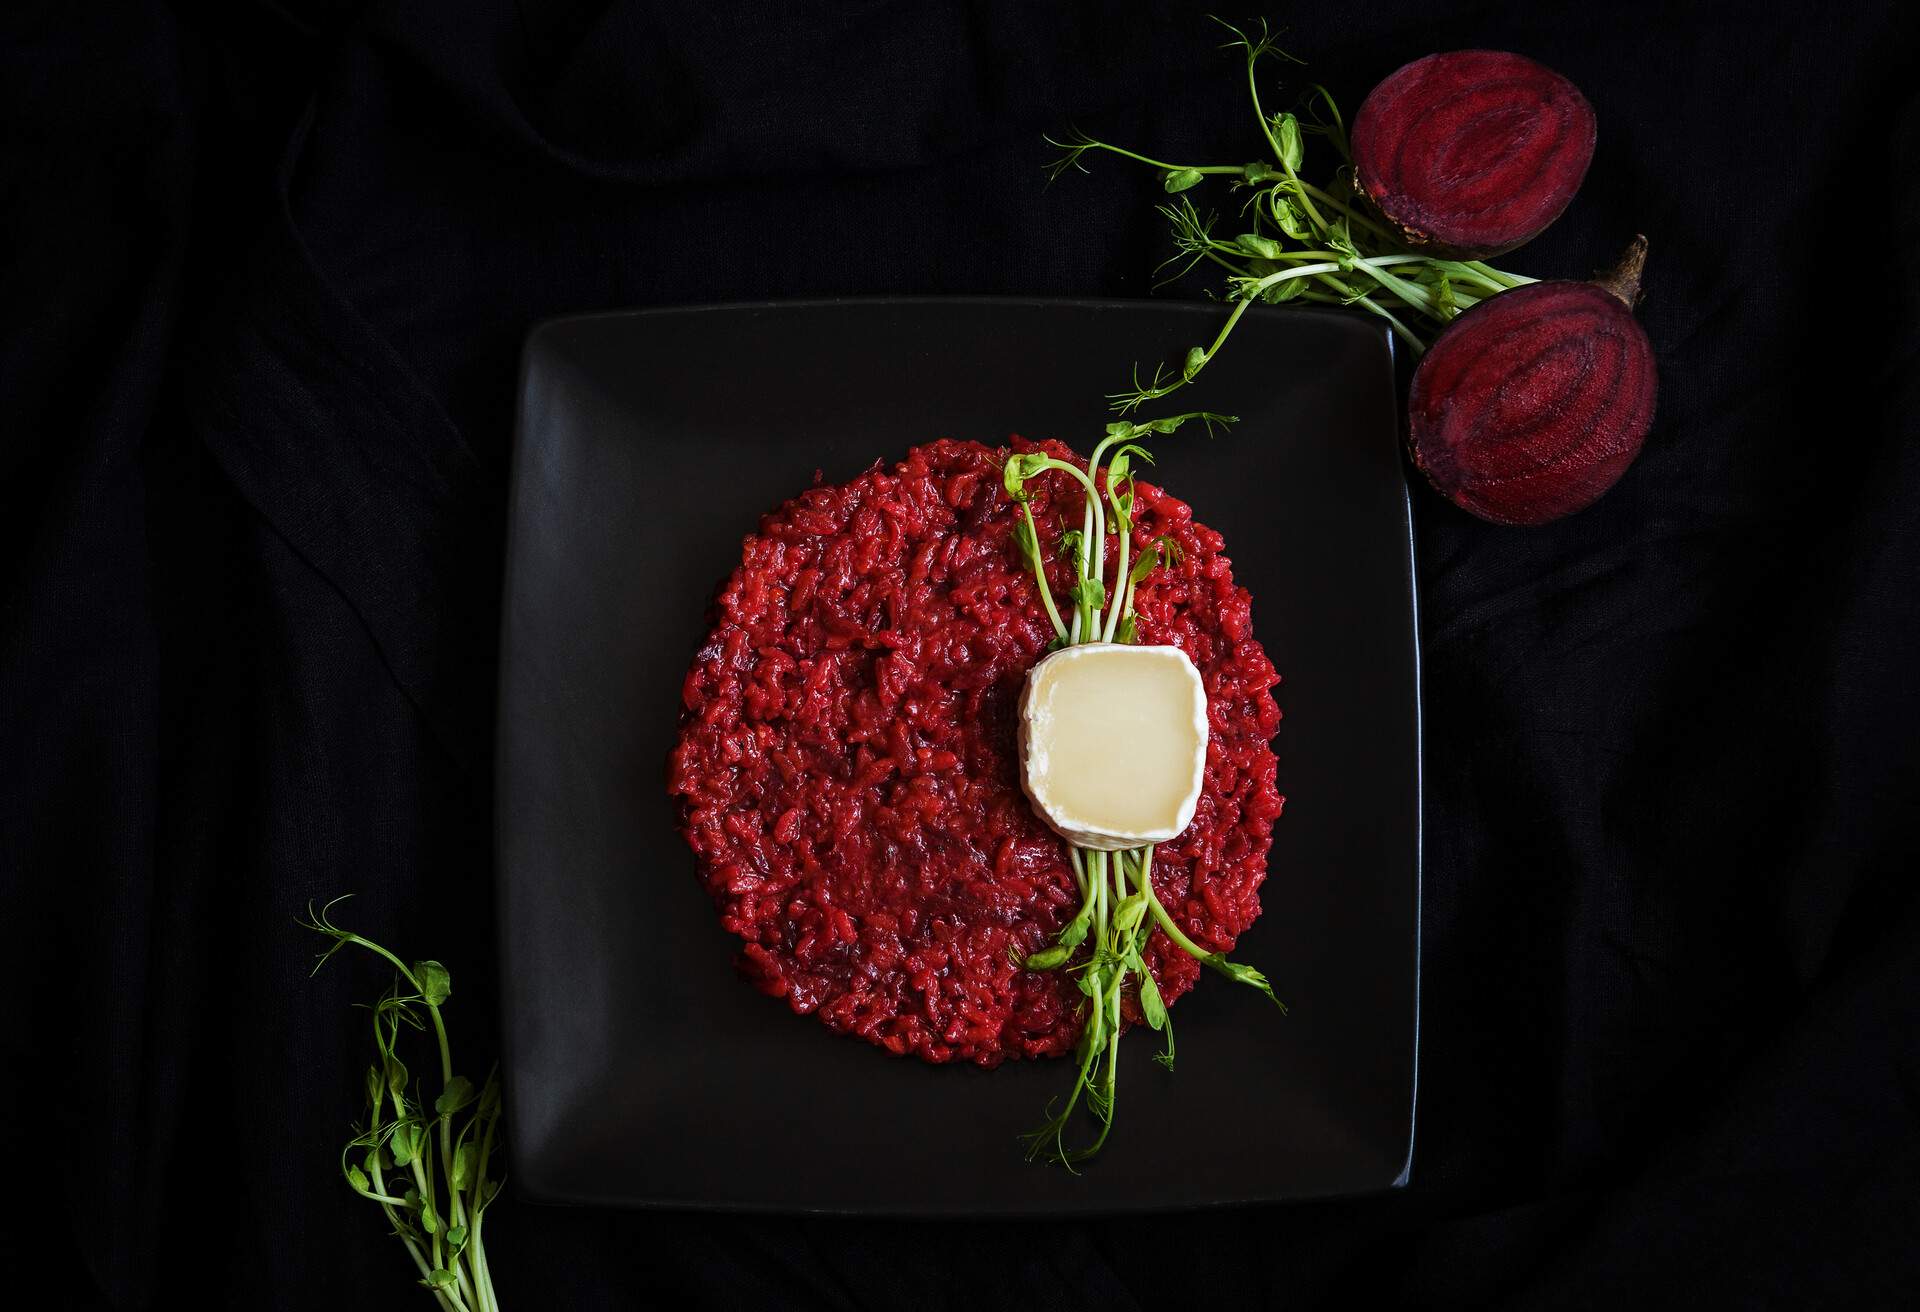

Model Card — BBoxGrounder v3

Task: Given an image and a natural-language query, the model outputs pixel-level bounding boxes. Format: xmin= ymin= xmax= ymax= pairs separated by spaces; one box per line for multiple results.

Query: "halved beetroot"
xmin=1409 ymin=238 xmax=1658 ymax=526
xmin=1352 ymin=50 xmax=1596 ymax=258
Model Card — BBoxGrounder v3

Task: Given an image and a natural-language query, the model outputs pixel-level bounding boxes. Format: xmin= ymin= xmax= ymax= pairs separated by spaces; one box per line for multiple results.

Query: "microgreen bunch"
xmin=1002 ymin=418 xmax=1285 ymax=1169
xmin=1047 ymin=17 xmax=1535 ymax=408
xmin=1004 ymin=411 xmax=1228 ymax=649
xmin=301 ymin=897 xmax=504 ymax=1311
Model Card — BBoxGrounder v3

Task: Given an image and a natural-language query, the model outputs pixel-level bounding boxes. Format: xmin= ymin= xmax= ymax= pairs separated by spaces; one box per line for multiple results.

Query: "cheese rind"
xmin=1017 ymin=643 xmax=1209 ymax=851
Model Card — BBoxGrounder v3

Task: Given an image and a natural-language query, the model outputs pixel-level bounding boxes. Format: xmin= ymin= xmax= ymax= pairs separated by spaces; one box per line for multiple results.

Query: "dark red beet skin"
xmin=1353 ymin=50 xmax=1596 ymax=258
xmin=1409 ymin=239 xmax=1658 ymax=526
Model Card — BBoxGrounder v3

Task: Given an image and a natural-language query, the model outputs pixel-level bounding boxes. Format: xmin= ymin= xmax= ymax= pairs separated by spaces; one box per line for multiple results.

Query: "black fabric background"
xmin=4 ymin=1 xmax=1917 ymax=1307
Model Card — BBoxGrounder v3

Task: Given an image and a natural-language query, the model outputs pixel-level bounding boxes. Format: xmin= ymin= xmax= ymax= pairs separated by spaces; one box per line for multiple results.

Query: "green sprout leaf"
xmin=1269 ymin=195 xmax=1310 ymax=240
xmin=384 ymin=1053 xmax=408 ymax=1099
xmin=346 ymin=1164 xmax=371 ymax=1193
xmin=1162 ymin=167 xmax=1204 ymax=193
xmin=1203 ymin=953 xmax=1289 ymax=1013
xmin=413 ymin=961 xmax=451 ymax=1006
xmin=422 ymin=1270 xmax=457 ymax=1290
xmin=1271 ymin=112 xmax=1304 ymax=171
xmin=1263 ymin=276 xmax=1306 ymax=305
xmin=434 ymin=1076 xmax=476 ymax=1117
xmin=1003 ymin=452 xmax=1049 ymax=501
xmin=1139 ymin=970 xmax=1168 ymax=1030
xmin=1024 ymin=944 xmax=1073 ymax=971
xmin=1138 ymin=410 xmax=1232 ymax=438
xmin=1070 ymin=577 xmax=1107 ymax=611
xmin=389 ymin=1122 xmax=419 ymax=1168
xmin=1059 ymin=904 xmax=1093 ymax=951
xmin=1180 ymin=346 xmax=1207 ymax=382
xmin=1235 ymin=232 xmax=1283 ymax=260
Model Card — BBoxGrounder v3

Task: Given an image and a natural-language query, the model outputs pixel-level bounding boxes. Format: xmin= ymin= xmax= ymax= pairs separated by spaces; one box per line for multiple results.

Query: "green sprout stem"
xmin=1047 ymin=134 xmax=1244 ymax=179
xmin=1110 ymin=297 xmax=1253 ymax=413
xmin=1103 ymin=523 xmax=1130 ymax=642
xmin=1069 ymin=495 xmax=1095 ymax=644
xmin=1019 ymin=509 xmax=1069 ymax=641
xmin=1133 ymin=848 xmax=1210 ymax=959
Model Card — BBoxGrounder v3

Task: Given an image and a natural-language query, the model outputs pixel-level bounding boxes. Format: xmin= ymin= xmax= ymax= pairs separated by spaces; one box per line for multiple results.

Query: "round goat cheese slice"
xmin=1017 ymin=642 xmax=1209 ymax=851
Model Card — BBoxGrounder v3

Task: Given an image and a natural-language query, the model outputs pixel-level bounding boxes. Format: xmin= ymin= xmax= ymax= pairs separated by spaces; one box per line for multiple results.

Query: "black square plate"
xmin=498 ymin=298 xmax=1420 ymax=1213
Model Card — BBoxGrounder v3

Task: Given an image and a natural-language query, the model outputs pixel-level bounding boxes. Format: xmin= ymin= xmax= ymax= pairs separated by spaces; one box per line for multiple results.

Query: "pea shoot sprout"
xmin=1047 ymin=16 xmax=1535 ymax=405
xmin=1003 ymin=414 xmax=1285 ymax=1169
xmin=301 ymin=897 xmax=505 ymax=1311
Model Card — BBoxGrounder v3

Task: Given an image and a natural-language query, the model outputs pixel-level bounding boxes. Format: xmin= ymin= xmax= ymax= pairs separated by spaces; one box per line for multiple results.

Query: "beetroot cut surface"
xmin=1409 ymin=238 xmax=1657 ymax=526
xmin=1352 ymin=49 xmax=1596 ymax=258
xmin=669 ymin=438 xmax=1284 ymax=1067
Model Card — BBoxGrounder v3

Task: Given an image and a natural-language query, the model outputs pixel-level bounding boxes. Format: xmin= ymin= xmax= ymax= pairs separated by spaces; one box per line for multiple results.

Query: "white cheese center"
xmin=1019 ymin=643 xmax=1209 ymax=851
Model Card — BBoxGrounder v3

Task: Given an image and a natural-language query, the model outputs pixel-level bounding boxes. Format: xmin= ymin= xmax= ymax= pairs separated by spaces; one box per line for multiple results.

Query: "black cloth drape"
xmin=5 ymin=1 xmax=1917 ymax=1306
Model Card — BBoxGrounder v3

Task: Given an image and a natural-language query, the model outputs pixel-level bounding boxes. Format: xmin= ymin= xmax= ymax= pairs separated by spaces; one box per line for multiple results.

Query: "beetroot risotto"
xmin=669 ymin=438 xmax=1282 ymax=1066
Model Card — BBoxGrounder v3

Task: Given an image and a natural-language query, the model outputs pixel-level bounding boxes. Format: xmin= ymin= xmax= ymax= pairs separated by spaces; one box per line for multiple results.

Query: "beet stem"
xmin=1596 ymin=235 xmax=1649 ymax=307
